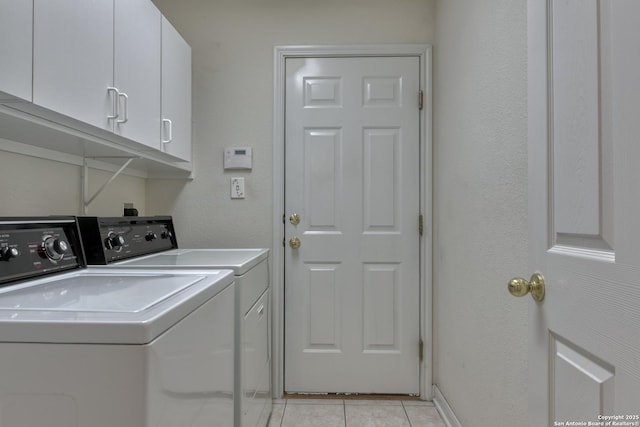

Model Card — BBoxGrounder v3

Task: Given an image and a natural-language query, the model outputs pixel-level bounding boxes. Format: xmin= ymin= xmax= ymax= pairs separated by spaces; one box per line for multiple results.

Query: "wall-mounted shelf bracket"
xmin=82 ymin=156 xmax=137 ymax=214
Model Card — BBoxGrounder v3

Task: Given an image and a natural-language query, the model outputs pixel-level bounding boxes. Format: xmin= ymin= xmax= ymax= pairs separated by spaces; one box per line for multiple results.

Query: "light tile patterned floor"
xmin=268 ymin=399 xmax=446 ymax=427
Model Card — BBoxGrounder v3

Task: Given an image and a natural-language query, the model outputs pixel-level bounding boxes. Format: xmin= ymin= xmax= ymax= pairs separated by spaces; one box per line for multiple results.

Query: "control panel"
xmin=77 ymin=216 xmax=178 ymax=265
xmin=0 ymin=218 xmax=84 ymax=287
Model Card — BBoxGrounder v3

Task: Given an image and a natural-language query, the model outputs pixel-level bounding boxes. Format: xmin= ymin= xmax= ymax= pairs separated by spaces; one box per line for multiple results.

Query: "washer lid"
xmin=116 ymin=248 xmax=269 ymax=275
xmin=0 ymin=269 xmax=234 ymax=344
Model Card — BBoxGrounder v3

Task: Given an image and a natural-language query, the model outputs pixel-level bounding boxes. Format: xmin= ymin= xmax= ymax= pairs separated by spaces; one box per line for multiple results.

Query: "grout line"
xmin=276 ymin=399 xmax=286 ymax=427
xmin=282 ymin=399 xmax=287 ymax=427
xmin=402 ymin=401 xmax=413 ymax=427
xmin=343 ymin=400 xmax=347 ymax=427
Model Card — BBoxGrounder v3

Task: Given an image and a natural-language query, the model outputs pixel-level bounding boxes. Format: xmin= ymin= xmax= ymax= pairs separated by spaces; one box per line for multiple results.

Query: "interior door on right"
xmin=528 ymin=0 xmax=640 ymax=425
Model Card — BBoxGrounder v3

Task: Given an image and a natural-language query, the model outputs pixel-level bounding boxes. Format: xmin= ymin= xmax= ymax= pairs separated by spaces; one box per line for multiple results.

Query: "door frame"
xmin=272 ymin=44 xmax=433 ymax=399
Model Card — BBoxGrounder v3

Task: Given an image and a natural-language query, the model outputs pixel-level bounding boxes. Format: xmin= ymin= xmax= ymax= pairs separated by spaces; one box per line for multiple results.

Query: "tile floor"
xmin=268 ymin=398 xmax=446 ymax=427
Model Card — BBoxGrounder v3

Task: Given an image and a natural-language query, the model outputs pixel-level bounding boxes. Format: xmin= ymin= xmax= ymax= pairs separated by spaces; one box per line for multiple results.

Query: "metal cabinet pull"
xmin=117 ymin=92 xmax=129 ymax=124
xmin=107 ymin=87 xmax=119 ymax=120
xmin=162 ymin=119 xmax=173 ymax=144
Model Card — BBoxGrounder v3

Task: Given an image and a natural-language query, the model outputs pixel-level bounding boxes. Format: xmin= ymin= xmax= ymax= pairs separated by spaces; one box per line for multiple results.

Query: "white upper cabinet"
xmin=161 ymin=16 xmax=192 ymax=162
xmin=1 ymin=0 xmax=191 ymax=174
xmin=33 ymin=0 xmax=163 ymax=151
xmin=33 ymin=0 xmax=114 ymax=131
xmin=0 ymin=0 xmax=33 ymax=102
xmin=114 ymin=0 xmax=161 ymax=150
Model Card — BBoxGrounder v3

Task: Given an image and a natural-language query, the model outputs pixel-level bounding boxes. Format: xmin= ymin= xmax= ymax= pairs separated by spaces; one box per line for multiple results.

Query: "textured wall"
xmin=433 ymin=1 xmax=529 ymax=425
xmin=0 ymin=1 xmax=531 ymax=423
xmin=0 ymin=149 xmax=146 ymax=217
xmin=147 ymin=0 xmax=435 ymax=248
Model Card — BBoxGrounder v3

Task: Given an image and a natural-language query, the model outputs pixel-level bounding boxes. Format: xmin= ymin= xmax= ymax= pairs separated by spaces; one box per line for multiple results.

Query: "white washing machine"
xmin=77 ymin=216 xmax=271 ymax=427
xmin=0 ymin=217 xmax=236 ymax=427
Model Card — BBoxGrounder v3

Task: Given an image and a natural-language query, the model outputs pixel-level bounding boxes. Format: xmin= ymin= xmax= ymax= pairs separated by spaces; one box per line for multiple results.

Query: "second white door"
xmin=284 ymin=56 xmax=421 ymax=394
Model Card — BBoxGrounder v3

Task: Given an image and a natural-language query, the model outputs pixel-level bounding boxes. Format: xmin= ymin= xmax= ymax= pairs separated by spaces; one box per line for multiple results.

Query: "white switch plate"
xmin=231 ymin=177 xmax=245 ymax=199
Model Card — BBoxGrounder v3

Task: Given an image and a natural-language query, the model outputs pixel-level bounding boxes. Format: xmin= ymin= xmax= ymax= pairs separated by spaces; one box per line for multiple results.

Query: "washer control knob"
xmin=0 ymin=246 xmax=19 ymax=261
xmin=105 ymin=233 xmax=125 ymax=250
xmin=161 ymin=230 xmax=172 ymax=240
xmin=145 ymin=232 xmax=157 ymax=242
xmin=43 ymin=237 xmax=68 ymax=261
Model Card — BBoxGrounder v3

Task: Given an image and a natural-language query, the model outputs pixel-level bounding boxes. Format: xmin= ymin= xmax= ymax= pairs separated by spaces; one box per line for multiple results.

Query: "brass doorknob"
xmin=508 ymin=273 xmax=545 ymax=302
xmin=289 ymin=237 xmax=301 ymax=249
xmin=289 ymin=213 xmax=301 ymax=225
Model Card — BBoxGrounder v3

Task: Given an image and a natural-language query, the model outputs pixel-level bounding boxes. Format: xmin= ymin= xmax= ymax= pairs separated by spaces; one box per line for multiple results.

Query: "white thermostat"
xmin=224 ymin=147 xmax=252 ymax=170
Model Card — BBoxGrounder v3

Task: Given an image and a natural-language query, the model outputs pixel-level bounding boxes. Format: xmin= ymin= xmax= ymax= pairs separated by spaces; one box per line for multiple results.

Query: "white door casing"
xmin=272 ymin=45 xmax=432 ymax=399
xmin=284 ymin=56 xmax=420 ymax=394
xmin=528 ymin=0 xmax=640 ymax=425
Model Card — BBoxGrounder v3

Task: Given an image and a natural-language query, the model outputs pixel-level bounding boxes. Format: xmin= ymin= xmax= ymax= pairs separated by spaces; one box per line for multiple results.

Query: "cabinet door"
xmin=114 ymin=0 xmax=161 ymax=150
xmin=0 ymin=0 xmax=33 ymax=102
xmin=33 ymin=0 xmax=113 ymax=131
xmin=161 ymin=16 xmax=192 ymax=162
xmin=243 ymin=289 xmax=270 ymax=427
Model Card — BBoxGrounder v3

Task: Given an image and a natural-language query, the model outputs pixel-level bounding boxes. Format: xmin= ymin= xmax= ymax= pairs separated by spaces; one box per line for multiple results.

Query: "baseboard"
xmin=432 ymin=385 xmax=463 ymax=427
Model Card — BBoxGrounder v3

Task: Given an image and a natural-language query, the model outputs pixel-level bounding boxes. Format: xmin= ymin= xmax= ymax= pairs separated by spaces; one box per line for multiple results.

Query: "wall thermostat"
xmin=224 ymin=147 xmax=252 ymax=170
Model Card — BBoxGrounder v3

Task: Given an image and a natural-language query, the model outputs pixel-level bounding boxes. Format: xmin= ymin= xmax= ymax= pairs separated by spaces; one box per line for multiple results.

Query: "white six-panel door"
xmin=284 ymin=57 xmax=421 ymax=394
xmin=528 ymin=0 xmax=640 ymax=424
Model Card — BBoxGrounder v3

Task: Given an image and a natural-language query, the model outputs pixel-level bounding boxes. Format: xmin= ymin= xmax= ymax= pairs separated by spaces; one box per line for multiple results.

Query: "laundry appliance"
xmin=76 ymin=216 xmax=271 ymax=427
xmin=0 ymin=217 xmax=236 ymax=427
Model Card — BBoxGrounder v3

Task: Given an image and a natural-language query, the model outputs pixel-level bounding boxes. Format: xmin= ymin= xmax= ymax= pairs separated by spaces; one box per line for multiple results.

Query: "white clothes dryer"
xmin=0 ymin=217 xmax=236 ymax=427
xmin=77 ymin=216 xmax=271 ymax=427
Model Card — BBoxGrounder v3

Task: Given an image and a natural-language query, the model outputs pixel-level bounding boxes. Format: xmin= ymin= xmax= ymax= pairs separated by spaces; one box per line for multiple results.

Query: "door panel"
xmin=33 ymin=0 xmax=114 ymax=131
xmin=305 ymin=129 xmax=341 ymax=230
xmin=285 ymin=57 xmax=420 ymax=394
xmin=528 ymin=0 xmax=640 ymax=424
xmin=161 ymin=16 xmax=192 ymax=161
xmin=551 ymin=334 xmax=615 ymax=421
xmin=114 ymin=0 xmax=161 ymax=149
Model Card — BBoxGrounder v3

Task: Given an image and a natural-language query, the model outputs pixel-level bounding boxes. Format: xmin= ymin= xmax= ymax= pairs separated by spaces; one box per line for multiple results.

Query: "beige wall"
xmin=433 ymin=0 xmax=529 ymax=426
xmin=147 ymin=0 xmax=435 ymax=248
xmin=0 ymin=1 xmax=531 ymax=425
xmin=0 ymin=149 xmax=146 ymax=217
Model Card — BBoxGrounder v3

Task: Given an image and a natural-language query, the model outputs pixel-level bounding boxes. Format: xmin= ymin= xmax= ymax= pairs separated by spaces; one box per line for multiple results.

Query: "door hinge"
xmin=418 ymin=90 xmax=424 ymax=110
xmin=419 ymin=214 xmax=424 ymax=236
xmin=283 ymin=237 xmax=286 ymax=247
xmin=282 ymin=213 xmax=286 ymax=224
xmin=419 ymin=339 xmax=424 ymax=362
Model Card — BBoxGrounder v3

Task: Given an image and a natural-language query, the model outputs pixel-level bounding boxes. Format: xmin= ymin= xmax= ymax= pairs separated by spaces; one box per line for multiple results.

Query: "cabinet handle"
xmin=117 ymin=92 xmax=129 ymax=124
xmin=257 ymin=304 xmax=265 ymax=316
xmin=162 ymin=119 xmax=173 ymax=144
xmin=107 ymin=87 xmax=119 ymax=120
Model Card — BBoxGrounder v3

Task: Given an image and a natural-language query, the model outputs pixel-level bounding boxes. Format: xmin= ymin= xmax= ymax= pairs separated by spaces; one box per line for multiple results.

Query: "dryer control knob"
xmin=105 ymin=233 xmax=125 ymax=250
xmin=145 ymin=232 xmax=157 ymax=242
xmin=43 ymin=237 xmax=68 ymax=261
xmin=0 ymin=246 xmax=19 ymax=261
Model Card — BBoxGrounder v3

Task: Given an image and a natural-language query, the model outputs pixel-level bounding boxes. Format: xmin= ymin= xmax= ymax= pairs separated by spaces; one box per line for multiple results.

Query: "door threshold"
xmin=283 ymin=393 xmax=421 ymax=401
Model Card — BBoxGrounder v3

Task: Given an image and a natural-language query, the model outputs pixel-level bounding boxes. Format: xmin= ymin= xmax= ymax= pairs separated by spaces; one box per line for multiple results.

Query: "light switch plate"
xmin=231 ymin=177 xmax=245 ymax=199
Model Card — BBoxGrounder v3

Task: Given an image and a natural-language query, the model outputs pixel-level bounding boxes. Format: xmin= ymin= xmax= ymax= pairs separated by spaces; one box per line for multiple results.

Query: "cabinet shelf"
xmin=0 ymin=104 xmax=193 ymax=179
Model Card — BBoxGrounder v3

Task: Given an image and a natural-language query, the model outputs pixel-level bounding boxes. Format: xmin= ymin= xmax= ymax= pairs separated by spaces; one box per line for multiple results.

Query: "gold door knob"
xmin=289 ymin=213 xmax=301 ymax=226
xmin=289 ymin=237 xmax=301 ymax=249
xmin=508 ymin=273 xmax=545 ymax=302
